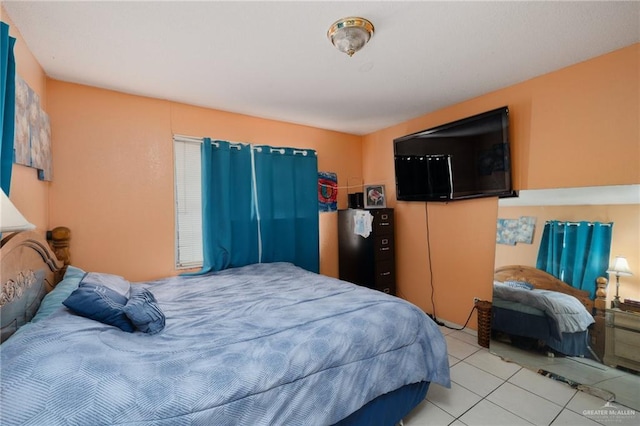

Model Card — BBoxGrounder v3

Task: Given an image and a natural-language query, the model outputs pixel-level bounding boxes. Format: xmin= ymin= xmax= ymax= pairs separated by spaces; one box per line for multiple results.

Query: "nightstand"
xmin=604 ymin=308 xmax=640 ymax=373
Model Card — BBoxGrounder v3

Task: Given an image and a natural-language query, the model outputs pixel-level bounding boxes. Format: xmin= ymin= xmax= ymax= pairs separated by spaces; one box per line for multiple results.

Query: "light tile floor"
xmin=490 ymin=339 xmax=640 ymax=411
xmin=403 ymin=326 xmax=639 ymax=425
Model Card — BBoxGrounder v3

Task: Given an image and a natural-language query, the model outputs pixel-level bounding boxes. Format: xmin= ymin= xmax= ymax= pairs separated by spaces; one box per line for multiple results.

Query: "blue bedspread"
xmin=1 ymin=263 xmax=450 ymax=425
xmin=493 ymin=282 xmax=594 ymax=339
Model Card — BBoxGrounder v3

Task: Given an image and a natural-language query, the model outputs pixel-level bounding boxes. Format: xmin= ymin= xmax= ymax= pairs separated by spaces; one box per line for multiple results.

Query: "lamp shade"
xmin=606 ymin=256 xmax=633 ymax=277
xmin=0 ymin=191 xmax=35 ymax=232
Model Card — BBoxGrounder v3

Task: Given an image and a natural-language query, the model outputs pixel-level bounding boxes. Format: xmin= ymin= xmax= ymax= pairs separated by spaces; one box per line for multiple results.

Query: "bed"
xmin=0 ymin=228 xmax=450 ymax=426
xmin=492 ymin=265 xmax=605 ymax=358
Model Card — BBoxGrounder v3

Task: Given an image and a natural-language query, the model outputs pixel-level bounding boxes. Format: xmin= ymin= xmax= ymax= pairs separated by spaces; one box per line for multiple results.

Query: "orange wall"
xmin=46 ymin=81 xmax=362 ymax=281
xmin=7 ymin=6 xmax=639 ymax=329
xmin=2 ymin=7 xmax=49 ymax=232
xmin=362 ymin=44 xmax=639 ymax=329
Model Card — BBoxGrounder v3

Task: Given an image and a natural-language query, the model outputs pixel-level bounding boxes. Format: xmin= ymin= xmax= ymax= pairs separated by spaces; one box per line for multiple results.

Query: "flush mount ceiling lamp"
xmin=327 ymin=17 xmax=374 ymax=57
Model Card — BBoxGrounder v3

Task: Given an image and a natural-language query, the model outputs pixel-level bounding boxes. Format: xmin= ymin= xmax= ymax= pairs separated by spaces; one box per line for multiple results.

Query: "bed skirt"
xmin=492 ymin=305 xmax=590 ymax=357
xmin=334 ymin=381 xmax=430 ymax=426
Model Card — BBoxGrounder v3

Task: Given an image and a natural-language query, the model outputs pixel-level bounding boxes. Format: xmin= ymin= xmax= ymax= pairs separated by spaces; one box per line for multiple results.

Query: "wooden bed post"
xmin=591 ymin=276 xmax=608 ymax=361
xmin=47 ymin=226 xmax=71 ymax=282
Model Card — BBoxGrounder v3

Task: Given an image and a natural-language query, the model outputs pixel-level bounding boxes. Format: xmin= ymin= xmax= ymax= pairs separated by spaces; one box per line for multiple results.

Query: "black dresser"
xmin=338 ymin=208 xmax=396 ymax=295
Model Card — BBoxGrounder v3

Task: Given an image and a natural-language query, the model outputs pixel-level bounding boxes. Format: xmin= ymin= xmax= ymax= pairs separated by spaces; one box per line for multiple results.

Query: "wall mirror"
xmin=491 ymin=185 xmax=640 ymax=410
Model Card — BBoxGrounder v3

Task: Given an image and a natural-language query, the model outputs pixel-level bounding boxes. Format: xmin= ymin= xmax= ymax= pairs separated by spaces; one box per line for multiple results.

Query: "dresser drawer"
xmin=374 ymin=283 xmax=396 ymax=295
xmin=374 ymin=235 xmax=394 ymax=260
xmin=374 ymin=259 xmax=395 ymax=295
xmin=375 ymin=260 xmax=395 ymax=284
xmin=373 ymin=210 xmax=394 ymax=235
xmin=613 ymin=313 xmax=640 ymax=332
xmin=613 ymin=328 xmax=640 ymax=362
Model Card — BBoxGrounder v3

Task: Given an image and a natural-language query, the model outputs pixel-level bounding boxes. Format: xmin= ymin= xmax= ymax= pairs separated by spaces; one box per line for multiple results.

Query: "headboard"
xmin=0 ymin=227 xmax=70 ymax=342
xmin=494 ymin=265 xmax=597 ymax=314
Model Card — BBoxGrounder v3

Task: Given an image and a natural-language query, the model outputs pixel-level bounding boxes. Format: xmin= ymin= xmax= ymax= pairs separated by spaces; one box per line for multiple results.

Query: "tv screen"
xmin=393 ymin=106 xmax=515 ymax=202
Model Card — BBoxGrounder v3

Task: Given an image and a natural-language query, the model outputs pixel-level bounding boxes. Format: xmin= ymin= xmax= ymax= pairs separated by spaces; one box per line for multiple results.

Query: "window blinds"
xmin=173 ymin=137 xmax=203 ymax=268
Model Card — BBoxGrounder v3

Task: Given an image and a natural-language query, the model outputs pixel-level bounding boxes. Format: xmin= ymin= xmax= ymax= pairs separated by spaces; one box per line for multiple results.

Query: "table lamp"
xmin=0 ymin=191 xmax=35 ymax=233
xmin=606 ymin=256 xmax=633 ymax=309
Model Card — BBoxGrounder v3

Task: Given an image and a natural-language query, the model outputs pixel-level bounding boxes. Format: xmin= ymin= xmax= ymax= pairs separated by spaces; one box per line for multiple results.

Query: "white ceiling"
xmin=3 ymin=1 xmax=639 ymax=135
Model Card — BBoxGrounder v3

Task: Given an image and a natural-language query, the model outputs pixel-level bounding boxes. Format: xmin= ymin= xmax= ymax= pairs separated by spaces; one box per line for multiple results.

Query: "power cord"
xmin=424 ymin=202 xmax=476 ymax=330
xmin=424 ymin=203 xmax=444 ymax=326
xmin=441 ymin=304 xmax=477 ymax=331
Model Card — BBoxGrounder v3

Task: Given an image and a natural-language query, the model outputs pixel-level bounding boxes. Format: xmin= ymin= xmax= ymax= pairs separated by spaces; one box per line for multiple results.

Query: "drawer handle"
xmin=381 ymin=214 xmax=388 ymax=220
xmin=379 ymin=222 xmax=390 ymax=226
xmin=380 ymin=271 xmax=391 ymax=276
xmin=381 ymin=238 xmax=389 ymax=245
xmin=379 ymin=247 xmax=390 ymax=251
xmin=383 ymin=288 xmax=390 ymax=294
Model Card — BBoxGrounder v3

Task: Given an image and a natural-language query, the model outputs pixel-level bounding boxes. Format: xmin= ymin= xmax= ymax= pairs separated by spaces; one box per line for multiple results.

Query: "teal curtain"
xmin=536 ymin=220 xmax=613 ymax=299
xmin=197 ymin=138 xmax=319 ymax=274
xmin=199 ymin=139 xmax=256 ymax=272
xmin=0 ymin=22 xmax=16 ymax=195
xmin=252 ymin=146 xmax=319 ymax=273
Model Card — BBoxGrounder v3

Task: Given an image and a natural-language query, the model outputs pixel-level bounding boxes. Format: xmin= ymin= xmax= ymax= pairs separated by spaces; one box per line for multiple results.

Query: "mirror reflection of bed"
xmin=491 ymin=186 xmax=640 ymax=411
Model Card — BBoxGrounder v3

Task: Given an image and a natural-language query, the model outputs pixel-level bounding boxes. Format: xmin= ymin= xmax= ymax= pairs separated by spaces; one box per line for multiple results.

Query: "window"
xmin=174 ymin=135 xmax=319 ymax=273
xmin=173 ymin=136 xmax=203 ymax=268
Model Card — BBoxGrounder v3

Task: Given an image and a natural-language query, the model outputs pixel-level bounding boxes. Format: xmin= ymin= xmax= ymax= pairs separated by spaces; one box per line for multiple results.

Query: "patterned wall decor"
xmin=496 ymin=216 xmax=536 ymax=245
xmin=14 ymin=74 xmax=52 ymax=181
xmin=318 ymin=171 xmax=338 ymax=212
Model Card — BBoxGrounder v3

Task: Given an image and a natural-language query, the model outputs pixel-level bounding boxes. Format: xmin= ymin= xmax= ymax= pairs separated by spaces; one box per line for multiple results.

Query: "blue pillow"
xmin=80 ymin=272 xmax=131 ymax=298
xmin=63 ymin=282 xmax=135 ymax=332
xmin=503 ymin=280 xmax=534 ymax=290
xmin=63 ymin=265 xmax=87 ymax=281
xmin=123 ymin=286 xmax=165 ymax=334
xmin=32 ymin=266 xmax=87 ymax=323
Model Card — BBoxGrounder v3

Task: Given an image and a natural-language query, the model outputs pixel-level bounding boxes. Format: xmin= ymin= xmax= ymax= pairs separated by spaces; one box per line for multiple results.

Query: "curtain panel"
xmin=252 ymin=145 xmax=319 ymax=272
xmin=198 ymin=138 xmax=319 ymax=274
xmin=536 ymin=220 xmax=613 ymax=299
xmin=200 ymin=139 xmax=256 ymax=272
xmin=0 ymin=22 xmax=16 ymax=195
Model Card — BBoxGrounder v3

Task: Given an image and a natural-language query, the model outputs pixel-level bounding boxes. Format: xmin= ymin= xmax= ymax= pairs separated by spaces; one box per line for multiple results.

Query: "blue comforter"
xmin=493 ymin=282 xmax=595 ymax=339
xmin=1 ymin=262 xmax=450 ymax=425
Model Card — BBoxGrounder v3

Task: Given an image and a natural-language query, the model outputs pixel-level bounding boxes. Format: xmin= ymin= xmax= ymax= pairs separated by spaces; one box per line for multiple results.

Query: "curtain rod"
xmin=545 ymin=220 xmax=613 ymax=226
xmin=173 ymin=134 xmax=203 ymax=144
xmin=173 ymin=134 xmax=316 ymax=156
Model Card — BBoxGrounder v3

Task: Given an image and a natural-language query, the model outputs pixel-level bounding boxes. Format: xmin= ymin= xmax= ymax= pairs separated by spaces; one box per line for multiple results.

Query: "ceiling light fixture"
xmin=327 ymin=17 xmax=374 ymax=57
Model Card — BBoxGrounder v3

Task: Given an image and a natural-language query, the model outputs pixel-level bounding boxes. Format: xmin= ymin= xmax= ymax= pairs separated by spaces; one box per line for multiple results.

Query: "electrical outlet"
xmin=473 ymin=297 xmax=480 ymax=303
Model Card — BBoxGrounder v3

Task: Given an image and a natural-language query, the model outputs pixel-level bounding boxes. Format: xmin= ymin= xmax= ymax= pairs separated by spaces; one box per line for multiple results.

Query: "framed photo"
xmin=364 ymin=184 xmax=386 ymax=208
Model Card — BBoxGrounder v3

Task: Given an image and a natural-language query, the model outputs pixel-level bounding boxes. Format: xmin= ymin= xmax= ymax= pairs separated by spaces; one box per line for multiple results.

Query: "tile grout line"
xmin=435 ymin=331 xmax=637 ymax=426
xmin=454 ymin=378 xmax=537 ymax=426
xmin=443 ymin=351 xmax=538 ymax=425
xmin=448 ymin=363 xmax=573 ymax=425
xmin=507 ymin=376 xmax=576 ymax=408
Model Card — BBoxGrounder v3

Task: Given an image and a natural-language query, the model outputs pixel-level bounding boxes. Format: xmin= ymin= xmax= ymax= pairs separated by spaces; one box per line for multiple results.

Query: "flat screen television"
xmin=393 ymin=106 xmax=516 ymax=202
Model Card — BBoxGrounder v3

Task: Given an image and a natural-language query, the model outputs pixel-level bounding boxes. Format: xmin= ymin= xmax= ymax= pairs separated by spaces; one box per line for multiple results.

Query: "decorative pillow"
xmin=503 ymin=280 xmax=534 ymax=290
xmin=123 ymin=286 xmax=165 ymax=335
xmin=80 ymin=272 xmax=131 ymax=298
xmin=63 ymin=282 xmax=135 ymax=332
xmin=32 ymin=266 xmax=87 ymax=323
